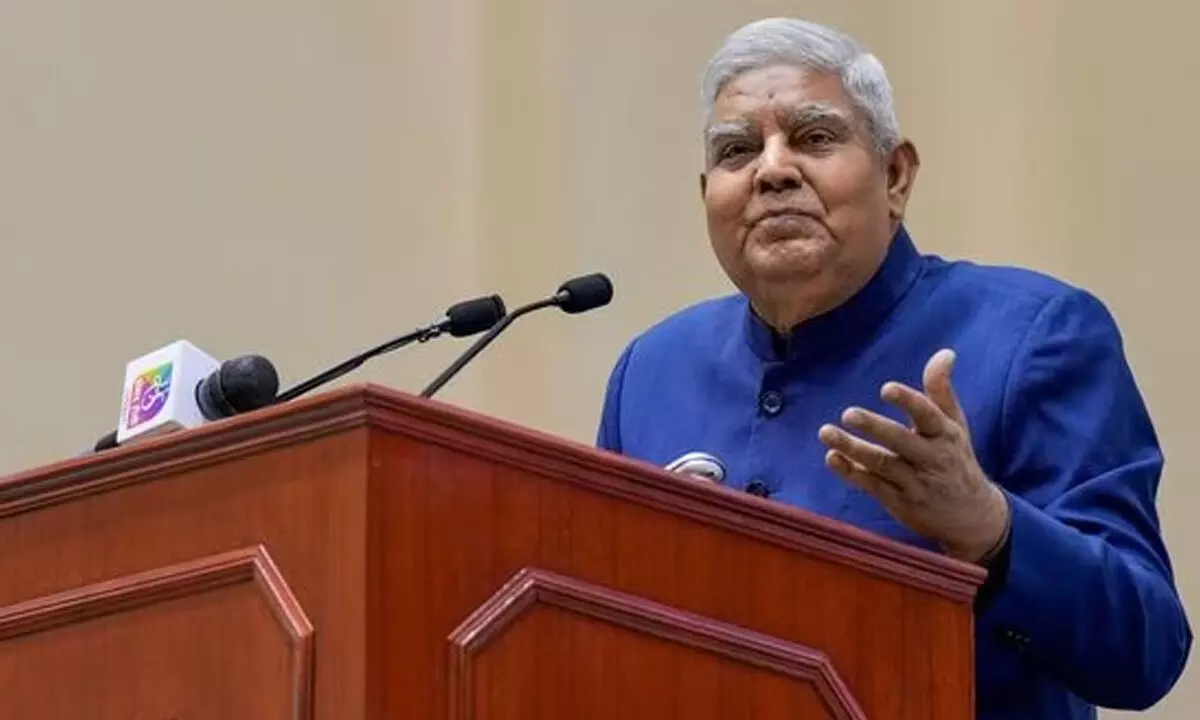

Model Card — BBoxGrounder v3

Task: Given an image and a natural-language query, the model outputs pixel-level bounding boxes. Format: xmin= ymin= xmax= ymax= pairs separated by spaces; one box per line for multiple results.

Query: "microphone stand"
xmin=277 ymin=324 xmax=446 ymax=404
xmin=420 ymin=297 xmax=558 ymax=398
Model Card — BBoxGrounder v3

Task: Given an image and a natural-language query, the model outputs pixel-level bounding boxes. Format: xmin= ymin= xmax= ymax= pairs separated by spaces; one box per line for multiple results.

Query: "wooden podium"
xmin=0 ymin=384 xmax=984 ymax=719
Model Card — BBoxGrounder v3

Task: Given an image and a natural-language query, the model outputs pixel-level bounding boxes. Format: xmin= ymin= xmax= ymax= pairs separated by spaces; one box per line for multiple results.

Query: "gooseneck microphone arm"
xmin=420 ymin=273 xmax=613 ymax=399
xmin=419 ymin=297 xmax=557 ymax=398
xmin=275 ymin=325 xmax=440 ymax=404
xmin=274 ymin=294 xmax=506 ymax=404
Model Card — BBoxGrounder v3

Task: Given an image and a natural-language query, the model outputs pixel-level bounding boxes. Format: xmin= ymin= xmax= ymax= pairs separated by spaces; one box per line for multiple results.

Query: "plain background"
xmin=1 ymin=0 xmax=1195 ymax=715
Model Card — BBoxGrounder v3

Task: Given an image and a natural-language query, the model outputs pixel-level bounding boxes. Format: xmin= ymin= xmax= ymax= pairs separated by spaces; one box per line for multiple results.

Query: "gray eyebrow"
xmin=704 ymin=102 xmax=853 ymax=145
xmin=782 ymin=102 xmax=853 ymax=128
xmin=705 ymin=119 xmax=753 ymax=145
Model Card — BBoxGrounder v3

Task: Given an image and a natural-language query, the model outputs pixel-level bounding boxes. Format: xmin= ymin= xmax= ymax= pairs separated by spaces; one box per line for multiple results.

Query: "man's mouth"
xmin=751 ymin=212 xmax=824 ymax=241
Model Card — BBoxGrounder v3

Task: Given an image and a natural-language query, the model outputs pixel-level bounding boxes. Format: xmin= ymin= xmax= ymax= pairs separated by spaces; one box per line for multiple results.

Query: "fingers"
xmin=880 ymin=381 xmax=949 ymax=438
xmin=818 ymin=424 xmax=911 ymax=483
xmin=840 ymin=406 xmax=933 ymax=464
xmin=824 ymin=450 xmax=903 ymax=502
xmin=923 ymin=348 xmax=966 ymax=425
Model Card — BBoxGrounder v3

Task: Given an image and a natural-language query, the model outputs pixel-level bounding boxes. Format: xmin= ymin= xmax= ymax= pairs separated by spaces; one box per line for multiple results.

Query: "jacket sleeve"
xmin=596 ymin=340 xmax=636 ymax=453
xmin=981 ymin=288 xmax=1192 ymax=709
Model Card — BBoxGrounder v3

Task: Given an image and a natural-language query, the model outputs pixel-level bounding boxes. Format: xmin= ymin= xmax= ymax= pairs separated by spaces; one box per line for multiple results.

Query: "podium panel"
xmin=0 ymin=547 xmax=312 ymax=720
xmin=448 ymin=568 xmax=865 ymax=719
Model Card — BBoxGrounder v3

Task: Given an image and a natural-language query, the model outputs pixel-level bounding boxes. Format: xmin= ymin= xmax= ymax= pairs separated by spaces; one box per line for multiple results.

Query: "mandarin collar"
xmin=742 ymin=225 xmax=924 ymax=363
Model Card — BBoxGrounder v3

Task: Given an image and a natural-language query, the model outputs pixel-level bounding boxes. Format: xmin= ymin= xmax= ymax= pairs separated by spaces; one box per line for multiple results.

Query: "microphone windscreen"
xmin=446 ymin=294 xmax=506 ymax=337
xmin=218 ymin=355 xmax=281 ymax=412
xmin=556 ymin=273 xmax=613 ymax=314
xmin=196 ymin=354 xmax=280 ymax=420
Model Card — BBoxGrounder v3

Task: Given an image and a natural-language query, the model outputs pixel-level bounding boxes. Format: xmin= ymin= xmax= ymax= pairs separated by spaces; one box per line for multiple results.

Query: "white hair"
xmin=701 ymin=18 xmax=900 ymax=155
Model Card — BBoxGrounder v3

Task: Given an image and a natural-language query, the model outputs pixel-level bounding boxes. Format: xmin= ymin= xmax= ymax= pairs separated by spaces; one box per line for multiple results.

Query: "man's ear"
xmin=699 ymin=172 xmax=708 ymax=199
xmin=886 ymin=139 xmax=920 ymax=220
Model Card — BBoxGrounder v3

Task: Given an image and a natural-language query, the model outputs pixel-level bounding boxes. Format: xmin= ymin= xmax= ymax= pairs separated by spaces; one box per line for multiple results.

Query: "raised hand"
xmin=817 ymin=349 xmax=1010 ymax=563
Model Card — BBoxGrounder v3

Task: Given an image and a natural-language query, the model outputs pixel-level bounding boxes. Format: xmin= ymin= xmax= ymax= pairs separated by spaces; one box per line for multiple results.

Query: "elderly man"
xmin=596 ymin=17 xmax=1191 ymax=719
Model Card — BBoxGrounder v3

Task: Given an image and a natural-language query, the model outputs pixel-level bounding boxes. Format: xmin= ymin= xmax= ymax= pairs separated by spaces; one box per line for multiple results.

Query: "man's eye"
xmin=718 ymin=143 xmax=754 ymax=161
xmin=802 ymin=129 xmax=837 ymax=146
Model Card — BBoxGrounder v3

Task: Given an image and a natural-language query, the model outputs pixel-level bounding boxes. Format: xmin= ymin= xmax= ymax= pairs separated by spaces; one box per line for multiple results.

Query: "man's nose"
xmin=753 ymin=136 xmax=803 ymax=194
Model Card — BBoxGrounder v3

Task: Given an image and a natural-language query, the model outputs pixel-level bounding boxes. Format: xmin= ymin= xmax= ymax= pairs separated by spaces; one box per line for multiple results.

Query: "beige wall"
xmin=0 ymin=0 xmax=1194 ymax=714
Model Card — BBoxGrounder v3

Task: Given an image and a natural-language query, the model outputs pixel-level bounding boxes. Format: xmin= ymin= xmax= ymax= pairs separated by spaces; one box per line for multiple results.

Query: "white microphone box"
xmin=116 ymin=340 xmax=219 ymax=444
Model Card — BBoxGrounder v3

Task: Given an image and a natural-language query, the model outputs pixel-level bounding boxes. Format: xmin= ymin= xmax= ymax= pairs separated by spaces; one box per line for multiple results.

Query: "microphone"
xmin=196 ymin=354 xmax=281 ymax=420
xmin=664 ymin=451 xmax=727 ymax=484
xmin=105 ymin=340 xmax=280 ymax=448
xmin=93 ymin=429 xmax=120 ymax=452
xmin=419 ymin=273 xmax=613 ymax=398
xmin=664 ymin=451 xmax=772 ymax=497
xmin=274 ymin=294 xmax=506 ymax=404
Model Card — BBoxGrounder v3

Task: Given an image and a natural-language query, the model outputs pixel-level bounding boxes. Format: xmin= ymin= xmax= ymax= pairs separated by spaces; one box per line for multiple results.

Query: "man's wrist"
xmin=971 ymin=484 xmax=1013 ymax=565
xmin=976 ymin=509 xmax=1013 ymax=566
xmin=948 ymin=483 xmax=1012 ymax=564
xmin=972 ymin=495 xmax=1015 ymax=610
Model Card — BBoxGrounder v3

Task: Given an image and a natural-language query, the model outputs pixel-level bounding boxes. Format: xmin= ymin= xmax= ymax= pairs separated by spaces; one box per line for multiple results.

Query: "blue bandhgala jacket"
xmin=596 ymin=226 xmax=1192 ymax=719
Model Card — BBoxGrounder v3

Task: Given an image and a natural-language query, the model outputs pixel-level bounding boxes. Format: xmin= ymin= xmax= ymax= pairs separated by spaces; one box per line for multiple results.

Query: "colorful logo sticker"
xmin=126 ymin=362 xmax=173 ymax=430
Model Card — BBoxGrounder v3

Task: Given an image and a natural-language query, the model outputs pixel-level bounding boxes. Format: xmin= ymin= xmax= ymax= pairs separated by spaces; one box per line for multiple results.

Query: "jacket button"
xmin=746 ymin=479 xmax=771 ymax=497
xmin=759 ymin=390 xmax=784 ymax=416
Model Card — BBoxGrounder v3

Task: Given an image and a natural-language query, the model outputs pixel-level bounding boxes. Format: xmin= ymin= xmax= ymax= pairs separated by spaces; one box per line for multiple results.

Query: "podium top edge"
xmin=0 ymin=382 xmax=987 ymax=603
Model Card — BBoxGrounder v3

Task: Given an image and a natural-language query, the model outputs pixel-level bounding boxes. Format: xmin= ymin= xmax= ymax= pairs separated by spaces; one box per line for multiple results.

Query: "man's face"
xmin=701 ymin=64 xmax=916 ymax=325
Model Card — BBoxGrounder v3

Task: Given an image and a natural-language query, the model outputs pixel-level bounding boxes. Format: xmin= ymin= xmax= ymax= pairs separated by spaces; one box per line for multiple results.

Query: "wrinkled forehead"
xmin=707 ymin=65 xmax=859 ymax=133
